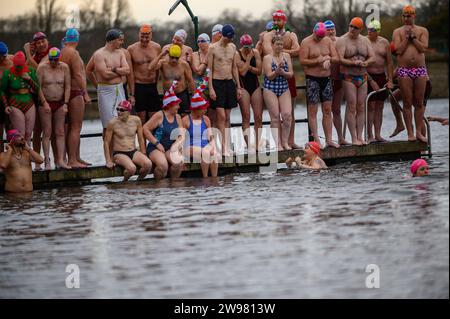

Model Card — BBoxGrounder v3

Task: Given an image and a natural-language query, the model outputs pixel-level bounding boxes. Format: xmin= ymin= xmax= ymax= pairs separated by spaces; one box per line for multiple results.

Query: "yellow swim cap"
xmin=368 ymin=20 xmax=381 ymax=32
xmin=169 ymin=45 xmax=182 ymax=58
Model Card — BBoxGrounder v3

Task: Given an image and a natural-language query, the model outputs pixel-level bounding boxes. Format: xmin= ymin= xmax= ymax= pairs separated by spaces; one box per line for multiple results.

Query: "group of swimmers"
xmin=0 ymin=5 xmax=446 ymax=192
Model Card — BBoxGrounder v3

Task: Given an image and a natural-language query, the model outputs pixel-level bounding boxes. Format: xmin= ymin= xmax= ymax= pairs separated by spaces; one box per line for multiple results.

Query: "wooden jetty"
xmin=0 ymin=141 xmax=428 ymax=190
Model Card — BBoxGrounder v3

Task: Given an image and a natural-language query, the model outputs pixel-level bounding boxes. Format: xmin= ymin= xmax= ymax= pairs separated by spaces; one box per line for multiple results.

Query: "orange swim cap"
xmin=402 ymin=5 xmax=416 ymax=15
xmin=140 ymin=24 xmax=152 ymax=34
xmin=350 ymin=17 xmax=364 ymax=29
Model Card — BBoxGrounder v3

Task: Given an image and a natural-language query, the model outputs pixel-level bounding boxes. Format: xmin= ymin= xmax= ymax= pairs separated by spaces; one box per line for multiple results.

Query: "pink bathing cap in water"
xmin=314 ymin=22 xmax=327 ymax=38
xmin=118 ymin=100 xmax=132 ymax=112
xmin=7 ymin=129 xmax=20 ymax=143
xmin=410 ymin=159 xmax=428 ymax=175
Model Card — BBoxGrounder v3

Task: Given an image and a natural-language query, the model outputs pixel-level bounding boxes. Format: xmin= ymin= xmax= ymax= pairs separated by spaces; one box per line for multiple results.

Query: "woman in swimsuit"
xmin=182 ymin=79 xmax=219 ymax=178
xmin=143 ymin=81 xmax=184 ymax=180
xmin=0 ymin=51 xmax=42 ymax=145
xmin=237 ymin=34 xmax=264 ymax=152
xmin=262 ymin=36 xmax=294 ymax=151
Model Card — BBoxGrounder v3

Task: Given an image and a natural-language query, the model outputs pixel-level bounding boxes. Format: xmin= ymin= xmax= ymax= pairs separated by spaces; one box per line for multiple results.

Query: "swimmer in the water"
xmin=410 ymin=158 xmax=429 ymax=177
xmin=285 ymin=141 xmax=328 ymax=170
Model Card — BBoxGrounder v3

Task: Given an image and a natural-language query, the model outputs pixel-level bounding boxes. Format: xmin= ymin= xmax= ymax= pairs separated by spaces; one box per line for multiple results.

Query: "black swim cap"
xmin=106 ymin=29 xmax=124 ymax=42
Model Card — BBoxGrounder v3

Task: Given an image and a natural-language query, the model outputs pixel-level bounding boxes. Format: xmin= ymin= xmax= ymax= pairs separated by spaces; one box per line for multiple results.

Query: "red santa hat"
xmin=162 ymin=81 xmax=182 ymax=109
xmin=190 ymin=77 xmax=209 ymax=111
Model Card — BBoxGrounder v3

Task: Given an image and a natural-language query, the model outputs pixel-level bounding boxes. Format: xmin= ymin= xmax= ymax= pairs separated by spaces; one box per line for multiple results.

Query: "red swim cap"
xmin=306 ymin=142 xmax=321 ymax=155
xmin=273 ymin=10 xmax=287 ymax=22
xmin=118 ymin=100 xmax=132 ymax=112
xmin=13 ymin=51 xmax=26 ymax=66
xmin=240 ymin=34 xmax=253 ymax=47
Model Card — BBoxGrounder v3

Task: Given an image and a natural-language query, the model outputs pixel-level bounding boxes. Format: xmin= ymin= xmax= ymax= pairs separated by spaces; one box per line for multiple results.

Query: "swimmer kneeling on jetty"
xmin=285 ymin=141 xmax=328 ymax=170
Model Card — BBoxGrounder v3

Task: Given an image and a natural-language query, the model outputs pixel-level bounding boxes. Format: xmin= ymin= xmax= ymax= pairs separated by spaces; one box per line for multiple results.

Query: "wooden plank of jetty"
xmin=0 ymin=141 xmax=428 ymax=190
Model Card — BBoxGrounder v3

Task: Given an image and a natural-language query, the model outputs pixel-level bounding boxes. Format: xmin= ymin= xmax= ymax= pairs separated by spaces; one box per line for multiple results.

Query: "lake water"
xmin=0 ymin=99 xmax=448 ymax=298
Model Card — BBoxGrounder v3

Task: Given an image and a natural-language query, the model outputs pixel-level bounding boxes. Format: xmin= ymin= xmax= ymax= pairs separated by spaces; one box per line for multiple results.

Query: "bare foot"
xmin=68 ymin=161 xmax=88 ymax=169
xmin=408 ymin=135 xmax=417 ymax=142
xmin=360 ymin=139 xmax=368 ymax=146
xmin=283 ymin=144 xmax=292 ymax=151
xmin=416 ymin=134 xmax=428 ymax=143
xmin=78 ymin=158 xmax=92 ymax=166
xmin=352 ymin=140 xmax=364 ymax=146
xmin=34 ymin=163 xmax=43 ymax=171
xmin=326 ymin=141 xmax=340 ymax=149
xmin=289 ymin=143 xmax=303 ymax=150
xmin=375 ymin=136 xmax=388 ymax=143
xmin=44 ymin=159 xmax=52 ymax=171
xmin=56 ymin=162 xmax=72 ymax=170
xmin=390 ymin=126 xmax=405 ymax=138
xmin=338 ymin=139 xmax=352 ymax=146
xmin=368 ymin=138 xmax=377 ymax=144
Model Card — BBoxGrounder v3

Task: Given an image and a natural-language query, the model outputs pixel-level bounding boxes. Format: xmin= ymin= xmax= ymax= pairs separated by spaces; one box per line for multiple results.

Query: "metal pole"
xmin=168 ymin=0 xmax=199 ymax=50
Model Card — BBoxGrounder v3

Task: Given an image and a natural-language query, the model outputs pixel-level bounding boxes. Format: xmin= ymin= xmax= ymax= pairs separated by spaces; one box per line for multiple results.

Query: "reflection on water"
xmin=0 ymin=100 xmax=448 ymax=298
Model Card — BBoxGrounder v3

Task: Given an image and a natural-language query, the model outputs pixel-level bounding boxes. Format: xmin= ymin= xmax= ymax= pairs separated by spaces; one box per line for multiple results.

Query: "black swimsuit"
xmin=113 ymin=149 xmax=137 ymax=160
xmin=239 ymin=51 xmax=259 ymax=96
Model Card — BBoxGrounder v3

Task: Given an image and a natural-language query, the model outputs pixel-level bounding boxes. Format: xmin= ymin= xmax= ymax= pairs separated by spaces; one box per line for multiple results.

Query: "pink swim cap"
xmin=410 ymin=159 xmax=428 ymax=175
xmin=118 ymin=100 xmax=132 ymax=112
xmin=314 ymin=22 xmax=327 ymax=38
xmin=240 ymin=34 xmax=253 ymax=47
xmin=7 ymin=129 xmax=20 ymax=144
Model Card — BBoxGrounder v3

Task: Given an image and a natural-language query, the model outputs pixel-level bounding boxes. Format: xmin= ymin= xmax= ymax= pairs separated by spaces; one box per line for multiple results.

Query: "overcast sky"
xmin=0 ymin=0 xmax=280 ymax=23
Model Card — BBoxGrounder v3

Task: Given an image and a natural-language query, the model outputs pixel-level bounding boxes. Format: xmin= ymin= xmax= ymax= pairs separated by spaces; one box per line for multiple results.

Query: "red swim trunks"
xmin=288 ymin=76 xmax=297 ymax=98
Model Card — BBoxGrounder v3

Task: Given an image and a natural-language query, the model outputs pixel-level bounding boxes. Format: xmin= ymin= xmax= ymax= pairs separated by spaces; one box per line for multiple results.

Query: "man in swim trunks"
xmin=366 ymin=20 xmax=394 ymax=144
xmin=92 ymin=29 xmax=130 ymax=132
xmin=263 ymin=10 xmax=301 ymax=149
xmin=300 ymin=22 xmax=339 ymax=149
xmin=208 ymin=24 xmax=243 ymax=156
xmin=162 ymin=29 xmax=194 ymax=65
xmin=37 ymin=47 xmax=71 ymax=170
xmin=336 ymin=17 xmax=376 ymax=146
xmin=127 ymin=24 xmax=162 ymax=123
xmin=0 ymin=41 xmax=13 ymax=152
xmin=325 ymin=20 xmax=350 ymax=146
xmin=0 ymin=129 xmax=44 ymax=192
xmin=392 ymin=5 xmax=429 ymax=143
xmin=104 ymin=100 xmax=152 ymax=182
xmin=61 ymin=28 xmax=92 ymax=168
xmin=148 ymin=44 xmax=196 ymax=117
xmin=211 ymin=24 xmax=223 ymax=44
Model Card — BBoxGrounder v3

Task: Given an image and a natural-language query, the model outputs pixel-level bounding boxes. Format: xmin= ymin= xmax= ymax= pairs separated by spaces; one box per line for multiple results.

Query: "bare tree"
xmin=36 ymin=0 xmax=59 ymax=35
xmin=114 ymin=0 xmax=132 ymax=28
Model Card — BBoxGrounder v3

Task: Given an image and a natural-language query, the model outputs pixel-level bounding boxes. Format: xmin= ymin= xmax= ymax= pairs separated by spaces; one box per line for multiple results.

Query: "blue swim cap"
xmin=222 ymin=24 xmax=235 ymax=39
xmin=324 ymin=20 xmax=335 ymax=30
xmin=0 ymin=41 xmax=8 ymax=56
xmin=65 ymin=28 xmax=80 ymax=43
xmin=266 ymin=21 xmax=274 ymax=31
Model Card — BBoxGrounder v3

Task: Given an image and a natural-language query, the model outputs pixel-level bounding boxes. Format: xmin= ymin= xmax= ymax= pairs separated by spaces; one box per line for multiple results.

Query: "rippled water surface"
xmin=0 ymin=100 xmax=448 ymax=298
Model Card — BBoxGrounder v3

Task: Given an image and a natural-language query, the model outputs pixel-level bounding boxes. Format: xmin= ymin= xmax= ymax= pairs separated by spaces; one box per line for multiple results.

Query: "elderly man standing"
xmin=61 ymin=28 xmax=92 ymax=168
xmin=300 ymin=22 xmax=340 ymax=148
xmin=148 ymin=44 xmax=196 ymax=117
xmin=392 ymin=5 xmax=429 ymax=143
xmin=92 ymin=29 xmax=130 ymax=132
xmin=127 ymin=24 xmax=162 ymax=123
xmin=336 ymin=17 xmax=375 ymax=146
xmin=366 ymin=20 xmax=394 ymax=144
xmin=211 ymin=24 xmax=223 ymax=44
